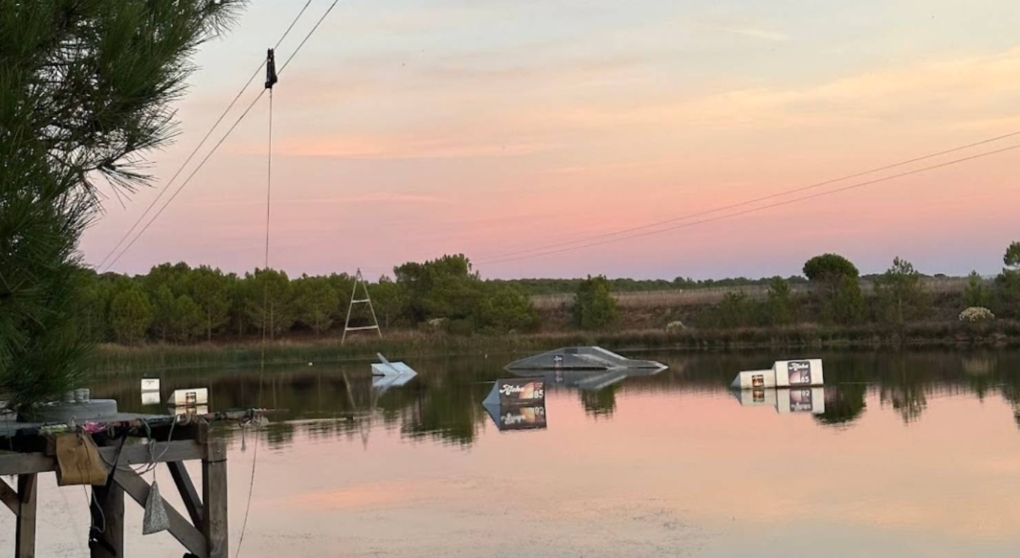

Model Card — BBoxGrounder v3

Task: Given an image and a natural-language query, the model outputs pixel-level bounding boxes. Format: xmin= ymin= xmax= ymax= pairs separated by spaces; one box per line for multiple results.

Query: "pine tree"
xmin=0 ymin=1 xmax=243 ymax=410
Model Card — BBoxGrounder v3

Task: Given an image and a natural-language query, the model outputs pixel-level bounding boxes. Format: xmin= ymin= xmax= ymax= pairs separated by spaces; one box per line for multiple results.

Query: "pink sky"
xmin=81 ymin=1 xmax=1020 ymax=280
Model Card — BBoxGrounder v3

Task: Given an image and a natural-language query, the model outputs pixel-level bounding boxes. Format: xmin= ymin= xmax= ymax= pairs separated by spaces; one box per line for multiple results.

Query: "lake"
xmin=4 ymin=350 xmax=1020 ymax=557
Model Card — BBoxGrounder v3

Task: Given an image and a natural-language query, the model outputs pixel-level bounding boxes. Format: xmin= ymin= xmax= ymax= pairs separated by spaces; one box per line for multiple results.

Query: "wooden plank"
xmin=16 ymin=474 xmax=37 ymax=558
xmin=0 ymin=453 xmax=54 ymax=476
xmin=0 ymin=477 xmax=19 ymax=516
xmin=0 ymin=440 xmax=204 ymax=476
xmin=168 ymin=461 xmax=204 ymax=527
xmin=90 ymin=483 xmax=123 ymax=558
xmin=202 ymin=439 xmax=229 ymax=558
xmin=113 ymin=468 xmax=207 ymax=558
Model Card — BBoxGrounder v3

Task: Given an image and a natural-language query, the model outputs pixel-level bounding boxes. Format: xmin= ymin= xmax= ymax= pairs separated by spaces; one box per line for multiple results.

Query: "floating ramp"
xmin=371 ymin=353 xmax=417 ymax=393
xmin=505 ymin=346 xmax=667 ymax=373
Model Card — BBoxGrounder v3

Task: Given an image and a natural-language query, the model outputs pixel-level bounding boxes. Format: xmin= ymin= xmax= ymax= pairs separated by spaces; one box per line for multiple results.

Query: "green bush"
xmin=573 ymin=275 xmax=619 ymax=331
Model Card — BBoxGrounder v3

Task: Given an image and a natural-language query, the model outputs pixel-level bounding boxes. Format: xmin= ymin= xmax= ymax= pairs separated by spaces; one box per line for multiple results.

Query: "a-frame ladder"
xmin=341 ymin=269 xmax=382 ymax=345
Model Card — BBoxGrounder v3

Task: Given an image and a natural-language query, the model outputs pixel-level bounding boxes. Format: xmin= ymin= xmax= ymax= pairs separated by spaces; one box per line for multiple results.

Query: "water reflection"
xmin=88 ymin=350 xmax=1020 ymax=452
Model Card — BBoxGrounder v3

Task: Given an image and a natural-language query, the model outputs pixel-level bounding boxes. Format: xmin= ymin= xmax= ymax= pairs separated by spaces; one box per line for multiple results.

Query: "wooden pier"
xmin=1 ymin=418 xmax=230 ymax=557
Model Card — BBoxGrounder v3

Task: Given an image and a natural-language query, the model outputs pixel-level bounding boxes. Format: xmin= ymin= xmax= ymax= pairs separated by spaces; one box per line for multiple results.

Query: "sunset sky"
xmin=81 ymin=0 xmax=1020 ymax=280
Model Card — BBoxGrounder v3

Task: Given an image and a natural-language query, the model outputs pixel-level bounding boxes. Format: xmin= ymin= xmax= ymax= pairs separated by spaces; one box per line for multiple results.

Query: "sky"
xmin=80 ymin=0 xmax=1020 ymax=280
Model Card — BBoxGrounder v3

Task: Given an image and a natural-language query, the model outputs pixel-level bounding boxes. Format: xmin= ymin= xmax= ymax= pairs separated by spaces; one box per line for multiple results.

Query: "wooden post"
xmin=202 ymin=438 xmax=228 ymax=558
xmin=168 ymin=461 xmax=204 ymax=527
xmin=15 ymin=474 xmax=37 ymax=558
xmin=90 ymin=483 xmax=124 ymax=558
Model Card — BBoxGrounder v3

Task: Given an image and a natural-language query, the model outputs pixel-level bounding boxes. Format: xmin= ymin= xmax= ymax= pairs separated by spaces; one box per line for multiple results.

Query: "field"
xmin=530 ymin=277 xmax=973 ymax=309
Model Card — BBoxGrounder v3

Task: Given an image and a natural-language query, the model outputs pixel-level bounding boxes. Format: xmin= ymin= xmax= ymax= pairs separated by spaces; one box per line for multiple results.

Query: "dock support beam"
xmin=202 ymin=438 xmax=229 ymax=558
xmin=90 ymin=482 xmax=124 ymax=558
xmin=15 ymin=474 xmax=37 ymax=558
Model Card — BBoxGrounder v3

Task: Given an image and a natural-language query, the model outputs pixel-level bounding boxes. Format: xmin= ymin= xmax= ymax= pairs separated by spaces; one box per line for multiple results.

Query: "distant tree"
xmin=764 ymin=277 xmax=794 ymax=325
xmin=1005 ymin=241 xmax=1020 ymax=270
xmin=150 ymin=285 xmax=177 ymax=342
xmin=803 ymin=254 xmax=859 ymax=283
xmin=170 ymin=295 xmax=205 ymax=343
xmin=395 ymin=254 xmax=480 ymax=324
xmin=109 ymin=288 xmax=153 ymax=345
xmin=293 ymin=276 xmax=339 ymax=336
xmin=803 ymin=254 xmax=862 ymax=324
xmin=874 ymin=257 xmax=927 ymax=325
xmin=188 ymin=265 xmax=231 ymax=342
xmin=79 ymin=271 xmax=126 ymax=343
xmin=997 ymin=241 xmax=1020 ymax=318
xmin=573 ymin=275 xmax=619 ymax=330
xmin=368 ymin=276 xmax=405 ymax=328
xmin=832 ymin=275 xmax=864 ymax=324
xmin=244 ymin=268 xmax=294 ymax=339
xmin=964 ymin=271 xmax=992 ymax=308
xmin=477 ymin=284 xmax=539 ymax=333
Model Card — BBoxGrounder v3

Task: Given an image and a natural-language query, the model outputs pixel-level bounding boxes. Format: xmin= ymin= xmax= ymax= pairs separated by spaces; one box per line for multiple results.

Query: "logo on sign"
xmin=499 ymin=381 xmax=544 ymax=400
xmin=787 ymin=361 xmax=812 ymax=385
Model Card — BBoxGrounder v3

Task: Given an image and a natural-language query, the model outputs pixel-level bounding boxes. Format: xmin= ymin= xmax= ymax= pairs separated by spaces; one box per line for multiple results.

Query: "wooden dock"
xmin=0 ymin=416 xmax=232 ymax=557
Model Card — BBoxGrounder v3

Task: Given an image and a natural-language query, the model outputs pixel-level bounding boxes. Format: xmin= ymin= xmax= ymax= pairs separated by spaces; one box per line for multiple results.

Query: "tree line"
xmin=83 ymin=255 xmax=541 ymax=344
xmin=81 ymin=241 xmax=1020 ymax=345
xmin=683 ymin=244 xmax=1020 ymax=330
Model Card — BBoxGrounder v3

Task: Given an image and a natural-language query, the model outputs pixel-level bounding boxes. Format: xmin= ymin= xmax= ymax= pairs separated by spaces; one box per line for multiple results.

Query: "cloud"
xmin=231 ymin=134 xmax=553 ymax=160
xmin=715 ymin=26 xmax=790 ymax=42
xmin=531 ymin=46 xmax=1020 ymax=133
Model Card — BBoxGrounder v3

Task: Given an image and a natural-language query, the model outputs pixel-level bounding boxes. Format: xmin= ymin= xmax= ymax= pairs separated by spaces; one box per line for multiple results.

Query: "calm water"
xmin=4 ymin=350 xmax=1020 ymax=557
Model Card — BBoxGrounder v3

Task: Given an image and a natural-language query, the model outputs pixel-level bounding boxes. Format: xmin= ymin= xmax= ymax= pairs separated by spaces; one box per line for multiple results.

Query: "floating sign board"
xmin=482 ymin=379 xmax=548 ymax=432
xmin=774 ymin=359 xmax=824 ymax=387
xmin=141 ymin=378 xmax=160 ymax=392
xmin=141 ymin=391 xmax=161 ymax=405
xmin=730 ymin=359 xmax=824 ymax=389
xmin=168 ymin=388 xmax=208 ymax=407
xmin=483 ymin=378 xmax=545 ymax=407
xmin=731 ymin=369 xmax=777 ymax=389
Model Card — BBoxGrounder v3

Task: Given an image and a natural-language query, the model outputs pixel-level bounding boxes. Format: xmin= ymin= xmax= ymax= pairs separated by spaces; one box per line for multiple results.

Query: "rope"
xmin=96 ymin=0 xmax=314 ymax=271
xmin=235 ymin=81 xmax=273 ymax=558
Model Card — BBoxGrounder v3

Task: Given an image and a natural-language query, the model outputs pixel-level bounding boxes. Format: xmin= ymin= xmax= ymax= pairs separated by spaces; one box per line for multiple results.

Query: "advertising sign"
xmin=495 ymin=379 xmax=545 ymax=406
xmin=787 ymin=360 xmax=812 ymax=386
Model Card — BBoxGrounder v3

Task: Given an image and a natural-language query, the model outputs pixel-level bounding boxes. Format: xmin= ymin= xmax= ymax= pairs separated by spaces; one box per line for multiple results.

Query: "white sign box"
xmin=731 ymin=369 xmax=776 ymax=389
xmin=169 ymin=388 xmax=208 ymax=406
xmin=141 ymin=378 xmax=160 ymax=392
xmin=774 ymin=359 xmax=824 ymax=387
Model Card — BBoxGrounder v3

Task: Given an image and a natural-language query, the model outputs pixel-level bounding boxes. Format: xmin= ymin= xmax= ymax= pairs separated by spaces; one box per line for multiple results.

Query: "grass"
xmin=92 ymin=319 xmax=1020 ymax=374
xmin=530 ymin=277 xmax=972 ymax=309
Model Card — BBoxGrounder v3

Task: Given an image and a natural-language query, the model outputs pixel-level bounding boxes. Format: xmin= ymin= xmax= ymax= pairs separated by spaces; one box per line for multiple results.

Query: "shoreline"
xmin=92 ymin=320 xmax=1020 ymax=374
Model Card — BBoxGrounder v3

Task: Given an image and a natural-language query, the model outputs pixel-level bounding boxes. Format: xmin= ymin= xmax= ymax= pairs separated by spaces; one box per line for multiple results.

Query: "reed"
xmin=93 ymin=320 xmax=1020 ymax=374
